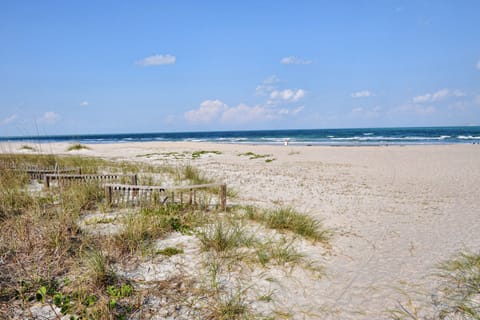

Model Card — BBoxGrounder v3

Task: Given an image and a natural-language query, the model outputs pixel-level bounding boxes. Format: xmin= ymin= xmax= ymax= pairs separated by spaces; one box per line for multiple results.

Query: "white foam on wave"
xmin=330 ymin=135 xmax=451 ymax=141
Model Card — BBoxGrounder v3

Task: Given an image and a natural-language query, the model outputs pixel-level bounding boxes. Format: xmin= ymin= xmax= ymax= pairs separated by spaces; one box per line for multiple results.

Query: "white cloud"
xmin=413 ymin=89 xmax=465 ymax=103
xmin=398 ymin=104 xmax=436 ymax=116
xmin=350 ymin=106 xmax=381 ymax=118
xmin=281 ymin=56 xmax=312 ymax=65
xmin=184 ymin=100 xmax=226 ymax=123
xmin=476 ymin=60 xmax=480 ymax=70
xmin=351 ymin=90 xmax=374 ymax=98
xmin=136 ymin=54 xmax=176 ymax=66
xmin=263 ymin=75 xmax=280 ymax=84
xmin=40 ymin=111 xmax=60 ymax=124
xmin=185 ymin=100 xmax=303 ymax=124
xmin=80 ymin=101 xmax=89 ymax=107
xmin=1 ymin=114 xmax=17 ymax=125
xmin=221 ymin=104 xmax=277 ymax=123
xmin=255 ymin=75 xmax=280 ymax=95
xmin=269 ymin=89 xmax=305 ymax=103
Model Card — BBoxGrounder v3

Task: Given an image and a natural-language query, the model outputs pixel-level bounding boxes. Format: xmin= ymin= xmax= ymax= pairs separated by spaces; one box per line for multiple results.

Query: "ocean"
xmin=1 ymin=126 xmax=480 ymax=146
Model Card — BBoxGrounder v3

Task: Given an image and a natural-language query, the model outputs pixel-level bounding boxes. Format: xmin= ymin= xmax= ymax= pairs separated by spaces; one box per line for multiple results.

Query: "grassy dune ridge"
xmin=0 ymin=153 xmax=331 ymax=319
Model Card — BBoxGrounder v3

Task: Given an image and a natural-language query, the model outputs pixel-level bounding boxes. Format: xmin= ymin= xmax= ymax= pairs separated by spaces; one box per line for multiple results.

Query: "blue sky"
xmin=1 ymin=1 xmax=479 ymax=136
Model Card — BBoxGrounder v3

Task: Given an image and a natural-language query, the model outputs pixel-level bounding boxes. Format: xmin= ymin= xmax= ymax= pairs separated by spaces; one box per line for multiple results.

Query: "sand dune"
xmin=3 ymin=141 xmax=480 ymax=318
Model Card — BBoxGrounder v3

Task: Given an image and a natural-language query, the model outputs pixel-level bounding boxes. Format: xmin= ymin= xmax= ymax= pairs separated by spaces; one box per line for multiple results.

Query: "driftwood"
xmin=104 ymin=183 xmax=227 ymax=211
xmin=44 ymin=173 xmax=138 ymax=188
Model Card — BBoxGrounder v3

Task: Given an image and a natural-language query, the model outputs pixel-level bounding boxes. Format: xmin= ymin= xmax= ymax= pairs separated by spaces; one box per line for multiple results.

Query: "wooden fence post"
xmin=104 ymin=185 xmax=112 ymax=205
xmin=132 ymin=174 xmax=138 ymax=185
xmin=44 ymin=175 xmax=51 ymax=189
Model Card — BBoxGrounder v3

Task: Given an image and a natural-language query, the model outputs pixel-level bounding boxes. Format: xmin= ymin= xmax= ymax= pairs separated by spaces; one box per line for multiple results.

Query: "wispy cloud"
xmin=255 ymin=76 xmax=306 ymax=104
xmin=255 ymin=75 xmax=280 ymax=95
xmin=351 ymin=90 xmax=374 ymax=98
xmin=40 ymin=111 xmax=60 ymax=124
xmin=80 ymin=101 xmax=89 ymax=107
xmin=397 ymin=104 xmax=436 ymax=116
xmin=412 ymin=89 xmax=465 ymax=103
xmin=136 ymin=54 xmax=176 ymax=66
xmin=350 ymin=106 xmax=382 ymax=118
xmin=0 ymin=114 xmax=17 ymax=125
xmin=221 ymin=104 xmax=278 ymax=123
xmin=280 ymin=56 xmax=312 ymax=65
xmin=269 ymin=89 xmax=305 ymax=103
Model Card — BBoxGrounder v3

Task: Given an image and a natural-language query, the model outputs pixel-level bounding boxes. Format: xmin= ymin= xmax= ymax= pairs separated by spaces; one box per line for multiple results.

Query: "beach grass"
xmin=238 ymin=151 xmax=272 ymax=160
xmin=198 ymin=221 xmax=255 ymax=253
xmin=390 ymin=251 xmax=480 ymax=319
xmin=20 ymin=145 xmax=36 ymax=151
xmin=247 ymin=206 xmax=332 ymax=243
xmin=0 ymin=152 xmax=329 ymax=319
xmin=67 ymin=143 xmax=90 ymax=151
xmin=156 ymin=247 xmax=184 ymax=256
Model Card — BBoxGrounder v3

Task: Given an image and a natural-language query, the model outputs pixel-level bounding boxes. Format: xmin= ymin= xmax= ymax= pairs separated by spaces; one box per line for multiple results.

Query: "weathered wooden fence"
xmin=18 ymin=166 xmax=81 ymax=180
xmin=44 ymin=173 xmax=138 ymax=188
xmin=0 ymin=159 xmax=15 ymax=169
xmin=104 ymin=183 xmax=227 ymax=211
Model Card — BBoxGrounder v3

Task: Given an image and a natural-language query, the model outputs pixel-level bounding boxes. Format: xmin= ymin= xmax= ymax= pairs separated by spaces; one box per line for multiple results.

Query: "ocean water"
xmin=1 ymin=126 xmax=480 ymax=146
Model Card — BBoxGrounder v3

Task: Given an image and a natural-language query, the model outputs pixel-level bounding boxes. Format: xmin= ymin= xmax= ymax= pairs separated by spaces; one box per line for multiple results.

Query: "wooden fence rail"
xmin=44 ymin=173 xmax=138 ymax=189
xmin=19 ymin=167 xmax=81 ymax=180
xmin=104 ymin=183 xmax=227 ymax=211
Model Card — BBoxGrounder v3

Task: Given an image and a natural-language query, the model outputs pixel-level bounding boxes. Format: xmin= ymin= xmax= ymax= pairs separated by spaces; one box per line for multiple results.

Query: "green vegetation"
xmin=116 ymin=204 xmax=205 ymax=254
xmin=192 ymin=150 xmax=222 ymax=159
xmin=84 ymin=216 xmax=116 ymax=225
xmin=238 ymin=152 xmax=275 ymax=163
xmin=255 ymin=238 xmax=304 ymax=266
xmin=0 ymin=153 xmax=330 ymax=319
xmin=180 ymin=164 xmax=214 ymax=185
xmin=238 ymin=151 xmax=272 ymax=160
xmin=156 ymin=247 xmax=184 ymax=256
xmin=20 ymin=145 xmax=36 ymax=151
xmin=390 ymin=251 xmax=480 ymax=319
xmin=67 ymin=143 xmax=91 ymax=151
xmin=136 ymin=150 xmax=221 ymax=160
xmin=247 ymin=207 xmax=331 ymax=243
xmin=198 ymin=221 xmax=255 ymax=253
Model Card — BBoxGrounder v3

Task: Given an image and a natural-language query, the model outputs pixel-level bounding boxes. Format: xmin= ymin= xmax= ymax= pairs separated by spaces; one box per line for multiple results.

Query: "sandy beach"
xmin=3 ymin=141 xmax=480 ymax=319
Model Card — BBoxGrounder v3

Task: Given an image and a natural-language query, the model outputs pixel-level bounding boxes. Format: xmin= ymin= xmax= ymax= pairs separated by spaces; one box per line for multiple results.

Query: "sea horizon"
xmin=1 ymin=125 xmax=480 ymax=146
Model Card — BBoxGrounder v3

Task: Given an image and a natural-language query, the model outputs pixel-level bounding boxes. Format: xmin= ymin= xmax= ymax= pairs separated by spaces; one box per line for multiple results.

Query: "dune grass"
xmin=67 ymin=143 xmax=90 ymax=151
xmin=198 ymin=221 xmax=255 ymax=253
xmin=114 ymin=204 xmax=206 ymax=255
xmin=246 ymin=206 xmax=332 ymax=243
xmin=0 ymin=153 xmax=327 ymax=319
xmin=156 ymin=247 xmax=184 ymax=256
xmin=390 ymin=251 xmax=480 ymax=320
xmin=192 ymin=150 xmax=222 ymax=159
xmin=20 ymin=145 xmax=36 ymax=151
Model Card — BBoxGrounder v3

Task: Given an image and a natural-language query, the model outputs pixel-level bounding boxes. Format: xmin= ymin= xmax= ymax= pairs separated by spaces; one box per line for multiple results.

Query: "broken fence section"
xmin=104 ymin=183 xmax=227 ymax=211
xmin=44 ymin=173 xmax=138 ymax=188
xmin=17 ymin=166 xmax=81 ymax=180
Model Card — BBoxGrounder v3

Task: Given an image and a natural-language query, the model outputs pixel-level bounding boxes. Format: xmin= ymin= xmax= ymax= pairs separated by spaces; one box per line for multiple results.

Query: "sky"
xmin=1 ymin=0 xmax=480 ymax=136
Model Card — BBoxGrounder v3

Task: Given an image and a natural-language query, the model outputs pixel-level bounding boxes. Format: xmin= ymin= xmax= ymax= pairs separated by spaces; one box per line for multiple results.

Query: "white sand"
xmin=3 ymin=142 xmax=480 ymax=318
